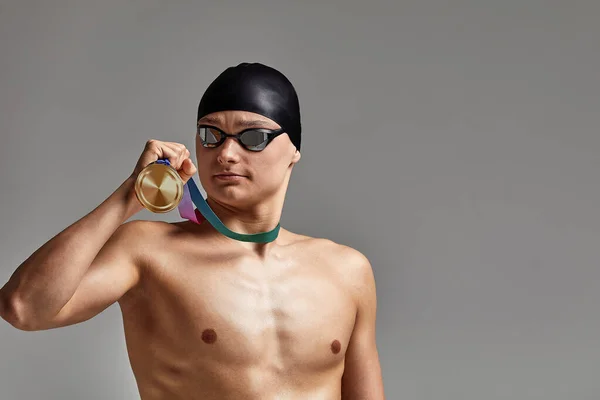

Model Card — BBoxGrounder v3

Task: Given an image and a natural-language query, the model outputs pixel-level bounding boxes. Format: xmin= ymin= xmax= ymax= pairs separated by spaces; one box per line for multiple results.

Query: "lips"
xmin=214 ymin=172 xmax=244 ymax=177
xmin=213 ymin=171 xmax=247 ymax=181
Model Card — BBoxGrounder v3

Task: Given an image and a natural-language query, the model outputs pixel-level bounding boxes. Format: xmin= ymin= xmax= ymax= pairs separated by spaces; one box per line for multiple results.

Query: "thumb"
xmin=178 ymin=158 xmax=197 ymax=183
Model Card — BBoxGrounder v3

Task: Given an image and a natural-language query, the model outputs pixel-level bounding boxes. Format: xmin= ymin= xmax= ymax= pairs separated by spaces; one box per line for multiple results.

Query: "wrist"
xmin=118 ymin=175 xmax=144 ymax=218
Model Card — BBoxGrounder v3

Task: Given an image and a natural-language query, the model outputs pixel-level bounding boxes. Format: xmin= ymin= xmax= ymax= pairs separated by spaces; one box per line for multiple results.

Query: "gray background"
xmin=1 ymin=0 xmax=599 ymax=399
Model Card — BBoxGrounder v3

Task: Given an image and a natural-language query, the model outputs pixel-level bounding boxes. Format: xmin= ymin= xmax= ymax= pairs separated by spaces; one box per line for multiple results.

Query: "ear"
xmin=291 ymin=149 xmax=301 ymax=164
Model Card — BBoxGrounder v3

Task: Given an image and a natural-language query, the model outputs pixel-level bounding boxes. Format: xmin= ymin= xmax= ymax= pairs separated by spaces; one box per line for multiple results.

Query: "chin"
xmin=209 ymin=186 xmax=249 ymax=204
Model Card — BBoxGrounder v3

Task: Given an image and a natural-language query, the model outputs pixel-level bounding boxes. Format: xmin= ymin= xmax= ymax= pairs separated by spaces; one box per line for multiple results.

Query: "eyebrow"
xmin=237 ymin=119 xmax=275 ymax=128
xmin=198 ymin=116 xmax=277 ymax=129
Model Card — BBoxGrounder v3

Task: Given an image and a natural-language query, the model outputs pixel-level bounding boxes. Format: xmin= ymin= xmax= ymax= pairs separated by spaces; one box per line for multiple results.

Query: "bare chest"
xmin=121 ymin=249 xmax=357 ymax=373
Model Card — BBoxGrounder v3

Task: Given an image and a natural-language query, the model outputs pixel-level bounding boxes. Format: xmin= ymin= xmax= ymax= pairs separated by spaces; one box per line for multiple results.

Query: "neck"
xmin=204 ymin=193 xmax=285 ymax=253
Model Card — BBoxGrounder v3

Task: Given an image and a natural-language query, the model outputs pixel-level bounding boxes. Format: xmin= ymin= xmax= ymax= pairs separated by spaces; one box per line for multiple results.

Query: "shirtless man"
xmin=0 ymin=63 xmax=385 ymax=399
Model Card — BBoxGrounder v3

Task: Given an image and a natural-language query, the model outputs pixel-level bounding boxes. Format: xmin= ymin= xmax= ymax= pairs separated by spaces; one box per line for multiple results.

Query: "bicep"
xmin=341 ymin=251 xmax=385 ymax=399
xmin=44 ymin=222 xmax=142 ymax=329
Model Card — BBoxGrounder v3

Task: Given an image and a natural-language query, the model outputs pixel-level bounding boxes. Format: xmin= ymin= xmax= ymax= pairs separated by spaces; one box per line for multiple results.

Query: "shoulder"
xmin=115 ymin=219 xmax=172 ymax=239
xmin=114 ymin=219 xmax=219 ymax=253
xmin=118 ymin=218 xmax=196 ymax=234
xmin=299 ymin=235 xmax=370 ymax=267
xmin=321 ymin=239 xmax=377 ymax=307
xmin=109 ymin=219 xmax=178 ymax=255
xmin=285 ymin=231 xmax=371 ymax=269
xmin=289 ymin=233 xmax=375 ymax=294
xmin=328 ymin=241 xmax=374 ymax=286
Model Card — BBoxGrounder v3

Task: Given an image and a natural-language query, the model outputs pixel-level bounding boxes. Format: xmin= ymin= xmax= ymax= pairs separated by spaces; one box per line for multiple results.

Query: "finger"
xmin=145 ymin=140 xmax=179 ymax=166
xmin=169 ymin=143 xmax=189 ymax=169
xmin=162 ymin=143 xmax=187 ymax=168
xmin=178 ymin=158 xmax=197 ymax=183
xmin=176 ymin=145 xmax=190 ymax=169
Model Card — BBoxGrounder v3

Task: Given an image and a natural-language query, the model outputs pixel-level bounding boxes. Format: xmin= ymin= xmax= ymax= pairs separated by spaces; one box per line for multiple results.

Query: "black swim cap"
xmin=197 ymin=63 xmax=301 ymax=151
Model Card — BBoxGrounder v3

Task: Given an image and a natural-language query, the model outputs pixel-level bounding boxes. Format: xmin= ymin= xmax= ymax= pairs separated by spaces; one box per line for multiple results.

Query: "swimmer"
xmin=0 ymin=63 xmax=385 ymax=399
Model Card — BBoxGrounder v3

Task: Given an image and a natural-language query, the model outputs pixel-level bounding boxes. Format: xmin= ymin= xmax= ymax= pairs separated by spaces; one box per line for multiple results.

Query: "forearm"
xmin=0 ymin=176 xmax=143 ymax=325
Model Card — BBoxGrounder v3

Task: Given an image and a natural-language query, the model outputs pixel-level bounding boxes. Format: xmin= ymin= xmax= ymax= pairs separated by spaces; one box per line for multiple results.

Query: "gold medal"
xmin=134 ymin=161 xmax=183 ymax=213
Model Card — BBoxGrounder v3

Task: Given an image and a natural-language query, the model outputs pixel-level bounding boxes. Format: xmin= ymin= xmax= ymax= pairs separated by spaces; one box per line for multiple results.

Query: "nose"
xmin=216 ymin=137 xmax=243 ymax=164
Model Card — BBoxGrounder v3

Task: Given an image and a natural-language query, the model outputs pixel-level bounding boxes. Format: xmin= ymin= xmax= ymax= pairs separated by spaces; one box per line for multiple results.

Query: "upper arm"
xmin=341 ymin=249 xmax=385 ymax=399
xmin=41 ymin=220 xmax=144 ymax=330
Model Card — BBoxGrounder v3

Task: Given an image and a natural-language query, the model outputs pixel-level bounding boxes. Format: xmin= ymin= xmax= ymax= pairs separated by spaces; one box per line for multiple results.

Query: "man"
xmin=0 ymin=63 xmax=385 ymax=399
